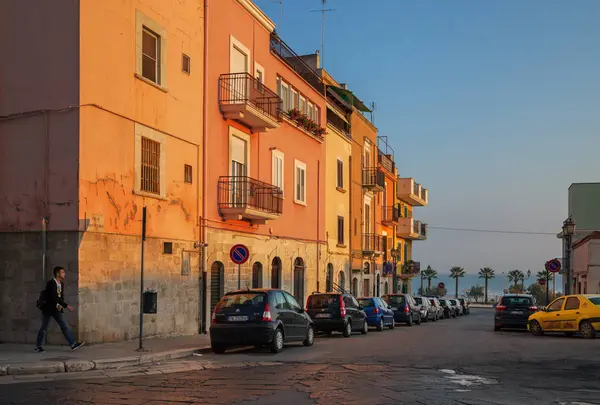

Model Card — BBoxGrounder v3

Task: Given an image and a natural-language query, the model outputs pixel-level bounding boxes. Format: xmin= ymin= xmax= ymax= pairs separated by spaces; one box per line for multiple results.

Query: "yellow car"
xmin=528 ymin=294 xmax=600 ymax=339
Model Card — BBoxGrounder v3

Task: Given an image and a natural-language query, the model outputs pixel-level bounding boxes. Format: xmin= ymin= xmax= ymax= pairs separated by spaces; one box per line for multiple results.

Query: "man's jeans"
xmin=36 ymin=311 xmax=75 ymax=347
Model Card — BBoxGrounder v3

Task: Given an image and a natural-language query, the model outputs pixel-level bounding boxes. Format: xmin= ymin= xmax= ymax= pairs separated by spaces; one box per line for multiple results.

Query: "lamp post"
xmin=562 ymin=217 xmax=576 ymax=294
xmin=391 ymin=247 xmax=400 ymax=294
xmin=420 ymin=270 xmax=425 ymax=296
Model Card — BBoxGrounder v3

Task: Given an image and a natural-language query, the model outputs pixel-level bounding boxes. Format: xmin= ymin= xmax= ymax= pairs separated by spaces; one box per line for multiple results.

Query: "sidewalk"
xmin=0 ymin=334 xmax=211 ymax=376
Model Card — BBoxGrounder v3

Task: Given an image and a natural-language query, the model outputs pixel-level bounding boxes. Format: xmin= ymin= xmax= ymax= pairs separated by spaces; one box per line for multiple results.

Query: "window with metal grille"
xmin=182 ymin=53 xmax=190 ymax=74
xmin=336 ymin=159 xmax=343 ymax=189
xmin=163 ymin=242 xmax=173 ymax=254
xmin=141 ymin=137 xmax=161 ymax=194
xmin=184 ymin=164 xmax=193 ymax=184
xmin=142 ymin=27 xmax=160 ymax=83
xmin=337 ymin=216 xmax=344 ymax=245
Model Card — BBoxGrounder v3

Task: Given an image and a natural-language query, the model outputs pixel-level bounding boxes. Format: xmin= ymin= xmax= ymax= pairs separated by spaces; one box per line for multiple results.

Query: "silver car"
xmin=427 ymin=297 xmax=444 ymax=320
xmin=414 ymin=296 xmax=437 ymax=322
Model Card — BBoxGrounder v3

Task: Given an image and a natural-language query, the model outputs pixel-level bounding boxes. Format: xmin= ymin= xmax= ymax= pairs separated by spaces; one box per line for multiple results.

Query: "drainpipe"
xmin=200 ymin=0 xmax=209 ymax=334
xmin=348 ymin=156 xmax=352 ymax=284
xmin=316 ymin=160 xmax=320 ymax=293
xmin=42 ymin=217 xmax=48 ymax=285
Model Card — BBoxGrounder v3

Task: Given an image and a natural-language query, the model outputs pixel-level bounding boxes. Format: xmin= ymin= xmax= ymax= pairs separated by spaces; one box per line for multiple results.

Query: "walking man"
xmin=35 ymin=266 xmax=84 ymax=353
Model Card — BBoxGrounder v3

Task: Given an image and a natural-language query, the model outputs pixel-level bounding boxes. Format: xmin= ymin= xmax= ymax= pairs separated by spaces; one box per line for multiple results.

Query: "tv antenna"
xmin=311 ymin=0 xmax=335 ymax=69
xmin=273 ymin=0 xmax=283 ymax=34
xmin=370 ymin=102 xmax=376 ymax=124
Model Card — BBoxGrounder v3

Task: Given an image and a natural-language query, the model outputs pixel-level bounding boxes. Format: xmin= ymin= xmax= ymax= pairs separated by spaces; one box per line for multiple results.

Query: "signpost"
xmin=544 ymin=259 xmax=562 ymax=306
xmin=230 ymin=244 xmax=250 ymax=289
xmin=438 ymin=282 xmax=445 ymax=290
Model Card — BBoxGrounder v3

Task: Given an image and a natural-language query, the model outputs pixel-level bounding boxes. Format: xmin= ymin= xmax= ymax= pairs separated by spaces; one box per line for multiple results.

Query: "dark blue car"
xmin=357 ymin=297 xmax=395 ymax=331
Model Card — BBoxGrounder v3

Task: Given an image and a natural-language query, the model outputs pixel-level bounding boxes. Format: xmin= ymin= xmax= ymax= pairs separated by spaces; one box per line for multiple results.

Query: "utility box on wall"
xmin=143 ymin=290 xmax=158 ymax=314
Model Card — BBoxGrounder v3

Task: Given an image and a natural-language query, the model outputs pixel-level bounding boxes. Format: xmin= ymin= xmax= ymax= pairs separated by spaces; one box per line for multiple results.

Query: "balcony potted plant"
xmin=288 ymin=108 xmax=302 ymax=121
xmin=314 ymin=127 xmax=327 ymax=137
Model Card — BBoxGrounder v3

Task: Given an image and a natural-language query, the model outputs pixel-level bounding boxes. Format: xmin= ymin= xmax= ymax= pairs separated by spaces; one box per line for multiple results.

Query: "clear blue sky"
xmin=256 ymin=0 xmax=600 ymax=278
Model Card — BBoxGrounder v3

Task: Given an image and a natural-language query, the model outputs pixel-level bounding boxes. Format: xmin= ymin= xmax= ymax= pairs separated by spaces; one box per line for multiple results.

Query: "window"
xmin=255 ymin=62 xmax=264 ymax=92
xmin=307 ymin=102 xmax=315 ymax=122
xmin=354 ymin=218 xmax=357 ymax=236
xmin=336 ymin=159 xmax=344 ymax=188
xmin=548 ymin=297 xmax=564 ymax=312
xmin=182 ymin=53 xmax=190 ymax=74
xmin=272 ymin=150 xmax=284 ymax=192
xmin=136 ymin=11 xmax=167 ymax=88
xmin=280 ymin=81 xmax=291 ymax=112
xmin=314 ymin=105 xmax=320 ymax=124
xmin=299 ymin=96 xmax=306 ymax=114
xmin=343 ymin=296 xmax=355 ymax=309
xmin=142 ymin=28 xmax=160 ymax=83
xmin=337 ymin=216 xmax=344 ymax=245
xmin=284 ymin=292 xmax=302 ymax=311
xmin=184 ymin=164 xmax=193 ymax=184
xmin=141 ymin=137 xmax=161 ymax=194
xmin=291 ymin=89 xmax=298 ymax=110
xmin=294 ymin=160 xmax=306 ymax=204
xmin=163 ymin=242 xmax=173 ymax=254
xmin=564 ymin=297 xmax=580 ymax=310
xmin=273 ymin=291 xmax=290 ymax=310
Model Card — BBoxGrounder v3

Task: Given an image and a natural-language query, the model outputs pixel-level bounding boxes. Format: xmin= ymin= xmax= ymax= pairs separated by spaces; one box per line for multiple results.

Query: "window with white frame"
xmin=307 ymin=102 xmax=315 ymax=122
xmin=294 ymin=160 xmax=307 ymax=204
xmin=299 ymin=95 xmax=306 ymax=114
xmin=272 ymin=150 xmax=284 ymax=192
xmin=291 ymin=89 xmax=298 ymax=110
xmin=136 ymin=11 xmax=167 ymax=87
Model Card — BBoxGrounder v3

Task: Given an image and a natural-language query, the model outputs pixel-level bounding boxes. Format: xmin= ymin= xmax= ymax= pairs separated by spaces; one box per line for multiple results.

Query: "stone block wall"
xmin=0 ymin=231 xmax=79 ymax=344
xmin=77 ymin=232 xmax=200 ymax=343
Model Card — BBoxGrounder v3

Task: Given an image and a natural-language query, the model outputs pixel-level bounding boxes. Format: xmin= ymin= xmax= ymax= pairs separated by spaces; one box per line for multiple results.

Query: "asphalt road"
xmin=2 ymin=309 xmax=600 ymax=405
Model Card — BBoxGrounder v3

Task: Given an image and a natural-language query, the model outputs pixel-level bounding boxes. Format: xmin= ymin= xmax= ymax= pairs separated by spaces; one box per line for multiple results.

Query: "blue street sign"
xmin=545 ymin=259 xmax=562 ymax=273
xmin=230 ymin=244 xmax=249 ymax=265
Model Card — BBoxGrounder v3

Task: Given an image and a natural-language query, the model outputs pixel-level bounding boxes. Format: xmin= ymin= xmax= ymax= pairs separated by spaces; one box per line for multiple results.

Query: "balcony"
xmin=397 ymin=218 xmax=427 ymax=240
xmin=382 ymin=206 xmax=400 ymax=226
xmin=362 ymin=168 xmax=385 ymax=192
xmin=396 ymin=178 xmax=428 ymax=206
xmin=378 ymin=151 xmax=395 ymax=174
xmin=219 ymin=73 xmax=282 ymax=132
xmin=218 ymin=176 xmax=283 ymax=225
xmin=377 ymin=136 xmax=395 ymax=174
xmin=270 ymin=33 xmax=323 ymax=94
xmin=362 ymin=233 xmax=384 ymax=256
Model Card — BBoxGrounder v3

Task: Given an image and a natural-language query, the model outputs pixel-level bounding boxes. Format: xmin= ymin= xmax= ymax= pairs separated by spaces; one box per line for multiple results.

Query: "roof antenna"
xmin=311 ymin=0 xmax=335 ymax=69
xmin=273 ymin=0 xmax=283 ymax=35
xmin=370 ymin=102 xmax=376 ymax=124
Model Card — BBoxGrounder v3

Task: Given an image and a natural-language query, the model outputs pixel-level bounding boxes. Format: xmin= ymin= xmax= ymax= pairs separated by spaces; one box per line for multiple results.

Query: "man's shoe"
xmin=71 ymin=342 xmax=85 ymax=351
xmin=34 ymin=347 xmax=45 ymax=353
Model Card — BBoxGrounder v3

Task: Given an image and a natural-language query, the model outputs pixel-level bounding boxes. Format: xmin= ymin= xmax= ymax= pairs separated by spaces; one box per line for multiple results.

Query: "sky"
xmin=256 ymin=0 xmax=600 ymax=279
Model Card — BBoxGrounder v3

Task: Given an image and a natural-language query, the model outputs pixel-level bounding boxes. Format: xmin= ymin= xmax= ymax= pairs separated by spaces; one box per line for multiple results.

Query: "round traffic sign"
xmin=539 ymin=279 xmax=546 ymax=286
xmin=230 ymin=244 xmax=249 ymax=265
xmin=438 ymin=282 xmax=445 ymax=289
xmin=545 ymin=259 xmax=561 ymax=273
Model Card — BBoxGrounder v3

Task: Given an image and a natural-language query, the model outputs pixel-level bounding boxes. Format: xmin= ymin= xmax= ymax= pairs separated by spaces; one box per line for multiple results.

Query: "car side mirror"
xmin=358 ymin=305 xmax=363 ymax=310
xmin=298 ymin=307 xmax=305 ymax=313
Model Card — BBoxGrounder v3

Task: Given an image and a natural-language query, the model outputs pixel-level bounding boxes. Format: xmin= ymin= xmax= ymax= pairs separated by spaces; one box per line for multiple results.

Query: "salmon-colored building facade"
xmin=204 ymin=0 xmax=327 ymax=311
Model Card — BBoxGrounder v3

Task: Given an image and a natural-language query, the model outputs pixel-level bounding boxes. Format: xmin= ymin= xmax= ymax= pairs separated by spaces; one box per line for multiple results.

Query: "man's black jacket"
xmin=42 ymin=279 xmax=68 ymax=314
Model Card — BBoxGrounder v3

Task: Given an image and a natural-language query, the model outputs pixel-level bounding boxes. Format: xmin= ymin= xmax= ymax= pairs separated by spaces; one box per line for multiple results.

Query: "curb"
xmin=3 ymin=345 xmax=212 ymax=376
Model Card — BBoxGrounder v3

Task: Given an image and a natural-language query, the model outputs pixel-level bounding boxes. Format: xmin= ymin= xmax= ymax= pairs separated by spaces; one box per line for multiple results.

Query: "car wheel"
xmin=389 ymin=318 xmax=395 ymax=329
xmin=530 ymin=320 xmax=544 ymax=336
xmin=579 ymin=321 xmax=596 ymax=339
xmin=211 ymin=344 xmax=226 ymax=354
xmin=270 ymin=328 xmax=284 ymax=353
xmin=416 ymin=315 xmax=421 ymax=325
xmin=343 ymin=320 xmax=352 ymax=338
xmin=407 ymin=316 xmax=413 ymax=327
xmin=377 ymin=317 xmax=384 ymax=331
xmin=423 ymin=313 xmax=429 ymax=323
xmin=326 ymin=331 xmax=333 ymax=337
xmin=361 ymin=319 xmax=369 ymax=334
xmin=494 ymin=324 xmax=501 ymax=332
xmin=303 ymin=325 xmax=315 ymax=346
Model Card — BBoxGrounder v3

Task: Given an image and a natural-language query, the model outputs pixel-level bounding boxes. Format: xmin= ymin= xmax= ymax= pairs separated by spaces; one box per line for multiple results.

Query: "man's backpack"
xmin=36 ymin=289 xmax=47 ymax=310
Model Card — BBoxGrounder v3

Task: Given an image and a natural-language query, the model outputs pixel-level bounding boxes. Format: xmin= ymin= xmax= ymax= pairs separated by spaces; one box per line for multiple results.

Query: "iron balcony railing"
xmin=420 ymin=222 xmax=427 ymax=238
xmin=362 ymin=233 xmax=383 ymax=253
xmin=270 ymin=33 xmax=323 ymax=94
xmin=219 ymin=72 xmax=282 ymax=123
xmin=218 ymin=176 xmax=283 ymax=215
xmin=378 ymin=151 xmax=395 ymax=173
xmin=382 ymin=206 xmax=400 ymax=223
xmin=362 ymin=168 xmax=386 ymax=189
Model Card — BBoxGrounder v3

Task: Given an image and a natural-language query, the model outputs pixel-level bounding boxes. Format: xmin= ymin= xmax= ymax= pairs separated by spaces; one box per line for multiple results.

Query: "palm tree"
xmin=507 ymin=269 xmax=525 ymax=291
xmin=422 ymin=266 xmax=438 ymax=291
xmin=478 ymin=267 xmax=495 ymax=304
xmin=537 ymin=270 xmax=551 ymax=284
xmin=449 ymin=266 xmax=466 ymax=298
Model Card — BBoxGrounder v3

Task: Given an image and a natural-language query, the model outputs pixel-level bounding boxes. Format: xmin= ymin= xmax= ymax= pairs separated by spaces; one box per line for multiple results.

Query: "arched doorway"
xmin=376 ymin=273 xmax=381 ymax=296
xmin=326 ymin=263 xmax=334 ymax=292
xmin=252 ymin=262 xmax=263 ymax=288
xmin=352 ymin=277 xmax=358 ymax=297
xmin=384 ymin=281 xmax=389 ymax=295
xmin=271 ymin=257 xmax=282 ymax=288
xmin=338 ymin=271 xmax=345 ymax=291
xmin=210 ymin=261 xmax=225 ymax=313
xmin=293 ymin=257 xmax=305 ymax=305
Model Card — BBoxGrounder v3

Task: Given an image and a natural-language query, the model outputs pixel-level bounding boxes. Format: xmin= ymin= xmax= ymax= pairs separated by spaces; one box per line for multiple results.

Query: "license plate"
xmin=391 ymin=307 xmax=398 ymax=311
xmin=227 ymin=315 xmax=248 ymax=322
xmin=510 ymin=311 xmax=523 ymax=315
xmin=315 ymin=313 xmax=331 ymax=318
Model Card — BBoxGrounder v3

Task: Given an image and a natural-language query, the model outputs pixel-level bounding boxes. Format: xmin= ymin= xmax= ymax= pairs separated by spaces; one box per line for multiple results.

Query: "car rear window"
xmin=429 ymin=299 xmax=436 ymax=305
xmin=307 ymin=294 xmax=340 ymax=309
xmin=217 ymin=293 xmax=266 ymax=310
xmin=414 ymin=297 xmax=423 ymax=305
xmin=588 ymin=297 xmax=600 ymax=305
xmin=383 ymin=295 xmax=406 ymax=306
xmin=501 ymin=297 xmax=533 ymax=307
xmin=358 ymin=299 xmax=374 ymax=308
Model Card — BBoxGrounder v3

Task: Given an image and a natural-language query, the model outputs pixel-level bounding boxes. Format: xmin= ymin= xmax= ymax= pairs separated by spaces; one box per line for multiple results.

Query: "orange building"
xmin=204 ymin=0 xmax=327 ymax=313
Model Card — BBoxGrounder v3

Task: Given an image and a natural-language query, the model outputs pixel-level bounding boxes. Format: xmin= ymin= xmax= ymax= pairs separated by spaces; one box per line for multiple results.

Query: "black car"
xmin=458 ymin=298 xmax=470 ymax=315
xmin=381 ymin=294 xmax=421 ymax=326
xmin=306 ymin=292 xmax=368 ymax=337
xmin=494 ymin=294 xmax=538 ymax=331
xmin=438 ymin=299 xmax=456 ymax=318
xmin=210 ymin=289 xmax=315 ymax=353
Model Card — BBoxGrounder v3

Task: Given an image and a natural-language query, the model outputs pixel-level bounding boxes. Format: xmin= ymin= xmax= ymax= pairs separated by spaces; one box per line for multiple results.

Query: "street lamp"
xmin=420 ymin=269 xmax=426 ymax=295
xmin=562 ymin=217 xmax=576 ymax=294
xmin=390 ymin=247 xmax=401 ymax=294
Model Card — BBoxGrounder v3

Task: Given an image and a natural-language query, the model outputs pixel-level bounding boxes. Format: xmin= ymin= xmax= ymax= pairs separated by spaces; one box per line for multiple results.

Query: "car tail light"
xmin=373 ymin=307 xmax=379 ymax=314
xmin=529 ymin=306 xmax=538 ymax=312
xmin=404 ymin=306 xmax=410 ymax=313
xmin=496 ymin=305 xmax=507 ymax=311
xmin=211 ymin=306 xmax=218 ymax=324
xmin=339 ymin=296 xmax=347 ymax=317
xmin=262 ymin=303 xmax=272 ymax=322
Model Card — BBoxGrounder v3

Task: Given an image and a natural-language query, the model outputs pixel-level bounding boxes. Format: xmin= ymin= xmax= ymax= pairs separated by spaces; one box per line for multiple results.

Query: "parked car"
xmin=494 ymin=294 xmax=538 ymax=331
xmin=438 ymin=299 xmax=456 ymax=318
xmin=306 ymin=292 xmax=368 ymax=337
xmin=414 ymin=296 xmax=436 ymax=322
xmin=427 ymin=297 xmax=444 ymax=320
xmin=458 ymin=298 xmax=470 ymax=315
xmin=449 ymin=299 xmax=463 ymax=316
xmin=358 ymin=297 xmax=395 ymax=331
xmin=210 ymin=289 xmax=315 ymax=354
xmin=528 ymin=294 xmax=600 ymax=339
xmin=381 ymin=294 xmax=421 ymax=326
